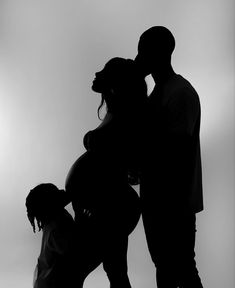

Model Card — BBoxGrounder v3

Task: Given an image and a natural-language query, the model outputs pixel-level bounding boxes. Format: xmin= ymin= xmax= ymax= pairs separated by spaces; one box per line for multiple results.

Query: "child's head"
xmin=26 ymin=183 xmax=68 ymax=232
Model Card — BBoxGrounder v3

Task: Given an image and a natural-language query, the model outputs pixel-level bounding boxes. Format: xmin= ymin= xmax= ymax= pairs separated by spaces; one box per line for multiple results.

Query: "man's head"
xmin=135 ymin=26 xmax=175 ymax=76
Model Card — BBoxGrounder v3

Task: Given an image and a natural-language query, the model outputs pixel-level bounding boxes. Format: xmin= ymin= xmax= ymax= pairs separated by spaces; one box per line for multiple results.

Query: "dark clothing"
xmin=140 ymin=74 xmax=203 ymax=287
xmin=142 ymin=209 xmax=203 ymax=288
xmin=33 ymin=210 xmax=75 ymax=288
xmin=141 ymin=74 xmax=203 ymax=213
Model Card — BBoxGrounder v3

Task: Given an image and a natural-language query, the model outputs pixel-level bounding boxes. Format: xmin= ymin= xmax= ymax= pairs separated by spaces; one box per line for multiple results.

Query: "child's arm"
xmin=48 ymin=228 xmax=70 ymax=256
xmin=47 ymin=216 xmax=75 ymax=257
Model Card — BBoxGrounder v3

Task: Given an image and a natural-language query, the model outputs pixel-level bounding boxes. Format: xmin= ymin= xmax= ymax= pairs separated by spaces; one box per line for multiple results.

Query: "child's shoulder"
xmin=44 ymin=210 xmax=75 ymax=247
xmin=57 ymin=209 xmax=74 ymax=228
xmin=45 ymin=209 xmax=74 ymax=233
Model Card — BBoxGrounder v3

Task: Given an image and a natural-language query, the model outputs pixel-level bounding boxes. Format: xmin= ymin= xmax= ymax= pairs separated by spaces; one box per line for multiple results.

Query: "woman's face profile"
xmin=92 ymin=58 xmax=127 ymax=94
xmin=92 ymin=64 xmax=112 ymax=93
xmin=92 ymin=58 xmax=134 ymax=115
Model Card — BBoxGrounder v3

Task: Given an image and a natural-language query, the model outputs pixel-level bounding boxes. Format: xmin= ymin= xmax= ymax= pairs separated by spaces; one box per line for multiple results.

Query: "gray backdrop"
xmin=0 ymin=1 xmax=234 ymax=287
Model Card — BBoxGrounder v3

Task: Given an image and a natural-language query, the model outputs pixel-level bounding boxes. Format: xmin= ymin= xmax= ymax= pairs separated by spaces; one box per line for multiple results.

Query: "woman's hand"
xmin=82 ymin=208 xmax=92 ymax=218
xmin=75 ymin=206 xmax=93 ymax=219
xmin=128 ymin=170 xmax=140 ymax=186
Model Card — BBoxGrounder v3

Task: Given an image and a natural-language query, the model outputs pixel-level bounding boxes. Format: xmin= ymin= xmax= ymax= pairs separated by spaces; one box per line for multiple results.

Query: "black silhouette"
xmin=26 ymin=183 xmax=76 ymax=288
xmin=135 ymin=26 xmax=204 ymax=287
xmin=64 ymin=58 xmax=146 ymax=288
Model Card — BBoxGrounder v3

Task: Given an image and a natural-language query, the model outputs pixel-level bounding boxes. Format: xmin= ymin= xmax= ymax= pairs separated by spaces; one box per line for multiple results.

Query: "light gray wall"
xmin=0 ymin=1 xmax=234 ymax=287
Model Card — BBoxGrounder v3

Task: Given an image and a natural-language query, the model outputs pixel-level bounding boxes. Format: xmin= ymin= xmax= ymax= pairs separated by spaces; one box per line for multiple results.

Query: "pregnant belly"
xmin=66 ymin=151 xmax=99 ymax=193
xmin=65 ymin=151 xmax=141 ymax=233
xmin=65 ymin=151 xmax=127 ymax=194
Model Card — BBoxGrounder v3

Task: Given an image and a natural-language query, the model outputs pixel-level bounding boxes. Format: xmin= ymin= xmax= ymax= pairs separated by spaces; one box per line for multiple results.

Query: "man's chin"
xmin=134 ymin=58 xmax=151 ymax=77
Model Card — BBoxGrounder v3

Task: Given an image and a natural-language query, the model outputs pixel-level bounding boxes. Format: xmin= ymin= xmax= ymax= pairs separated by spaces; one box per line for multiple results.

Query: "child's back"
xmin=26 ymin=183 xmax=75 ymax=288
xmin=34 ymin=209 xmax=75 ymax=288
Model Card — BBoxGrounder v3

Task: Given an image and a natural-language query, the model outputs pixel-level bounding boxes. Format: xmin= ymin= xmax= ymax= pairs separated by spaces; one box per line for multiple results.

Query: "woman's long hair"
xmin=96 ymin=58 xmax=148 ymax=178
xmin=97 ymin=58 xmax=147 ymax=120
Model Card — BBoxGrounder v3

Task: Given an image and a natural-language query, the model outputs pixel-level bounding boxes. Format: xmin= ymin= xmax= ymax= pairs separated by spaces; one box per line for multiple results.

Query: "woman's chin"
xmin=91 ymin=84 xmax=97 ymax=92
xmin=92 ymin=84 xmax=102 ymax=93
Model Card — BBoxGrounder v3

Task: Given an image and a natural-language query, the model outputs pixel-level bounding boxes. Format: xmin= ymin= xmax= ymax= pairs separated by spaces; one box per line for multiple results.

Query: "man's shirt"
xmin=141 ymin=74 xmax=203 ymax=213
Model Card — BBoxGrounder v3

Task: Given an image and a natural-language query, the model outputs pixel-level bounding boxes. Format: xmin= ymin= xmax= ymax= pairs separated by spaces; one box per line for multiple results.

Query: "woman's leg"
xmin=102 ymin=235 xmax=132 ymax=288
xmin=101 ymin=185 xmax=140 ymax=288
xmin=72 ymin=218 xmax=103 ymax=287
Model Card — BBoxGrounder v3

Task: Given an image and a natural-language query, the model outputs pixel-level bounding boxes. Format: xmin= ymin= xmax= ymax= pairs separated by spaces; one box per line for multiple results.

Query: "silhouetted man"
xmin=135 ymin=26 xmax=204 ymax=288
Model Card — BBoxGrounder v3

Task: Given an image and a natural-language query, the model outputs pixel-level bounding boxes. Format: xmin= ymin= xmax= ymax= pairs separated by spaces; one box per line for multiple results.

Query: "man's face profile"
xmin=135 ymin=42 xmax=153 ymax=77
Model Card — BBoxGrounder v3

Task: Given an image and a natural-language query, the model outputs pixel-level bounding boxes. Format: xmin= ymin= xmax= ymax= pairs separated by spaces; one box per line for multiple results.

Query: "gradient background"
xmin=0 ymin=1 xmax=234 ymax=287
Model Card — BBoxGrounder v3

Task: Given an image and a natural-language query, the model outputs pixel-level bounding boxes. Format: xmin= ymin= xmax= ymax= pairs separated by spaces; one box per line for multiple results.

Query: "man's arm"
xmin=166 ymin=86 xmax=200 ymax=137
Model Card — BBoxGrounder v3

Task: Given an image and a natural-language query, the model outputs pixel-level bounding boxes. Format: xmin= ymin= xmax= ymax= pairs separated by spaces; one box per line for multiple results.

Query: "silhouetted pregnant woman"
xmin=65 ymin=58 xmax=147 ymax=288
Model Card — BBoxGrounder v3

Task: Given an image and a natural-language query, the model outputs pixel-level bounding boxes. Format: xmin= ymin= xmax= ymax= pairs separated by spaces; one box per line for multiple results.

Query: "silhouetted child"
xmin=26 ymin=183 xmax=75 ymax=288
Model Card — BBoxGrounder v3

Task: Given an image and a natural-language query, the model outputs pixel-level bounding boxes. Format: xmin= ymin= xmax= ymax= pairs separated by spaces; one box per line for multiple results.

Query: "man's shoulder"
xmin=164 ymin=75 xmax=199 ymax=105
xmin=166 ymin=74 xmax=197 ymax=93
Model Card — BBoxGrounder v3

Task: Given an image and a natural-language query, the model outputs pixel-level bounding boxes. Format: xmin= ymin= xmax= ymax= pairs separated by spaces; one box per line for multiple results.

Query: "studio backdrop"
xmin=0 ymin=1 xmax=234 ymax=288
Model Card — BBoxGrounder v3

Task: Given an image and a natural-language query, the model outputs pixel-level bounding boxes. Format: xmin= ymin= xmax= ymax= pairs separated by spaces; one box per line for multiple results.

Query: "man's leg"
xmin=142 ymin=208 xmax=203 ymax=288
xmin=177 ymin=213 xmax=203 ymax=288
xmin=142 ymin=208 xmax=179 ymax=288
